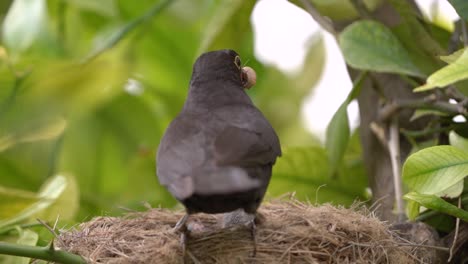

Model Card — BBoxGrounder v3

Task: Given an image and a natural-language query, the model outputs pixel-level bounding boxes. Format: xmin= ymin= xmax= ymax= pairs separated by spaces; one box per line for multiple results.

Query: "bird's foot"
xmin=173 ymin=214 xmax=189 ymax=232
xmin=249 ymin=217 xmax=257 ymax=257
xmin=173 ymin=214 xmax=189 ymax=257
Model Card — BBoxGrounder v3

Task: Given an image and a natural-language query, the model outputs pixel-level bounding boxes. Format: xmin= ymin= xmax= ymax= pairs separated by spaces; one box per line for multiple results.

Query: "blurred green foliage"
xmin=0 ymin=0 xmax=368 ymax=250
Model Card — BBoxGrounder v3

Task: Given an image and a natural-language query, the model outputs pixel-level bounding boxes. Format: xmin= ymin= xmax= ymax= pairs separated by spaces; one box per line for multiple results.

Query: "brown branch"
xmin=378 ymin=95 xmax=467 ymax=122
xmin=349 ymin=0 xmax=373 ymax=19
xmin=298 ymin=0 xmax=337 ymax=37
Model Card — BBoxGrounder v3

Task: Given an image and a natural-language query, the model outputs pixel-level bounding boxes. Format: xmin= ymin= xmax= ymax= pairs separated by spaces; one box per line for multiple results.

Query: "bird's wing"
xmin=156 ymin=115 xmax=206 ymax=199
xmin=213 ymin=104 xmax=281 ymax=167
xmin=157 ymin=113 xmax=262 ymax=199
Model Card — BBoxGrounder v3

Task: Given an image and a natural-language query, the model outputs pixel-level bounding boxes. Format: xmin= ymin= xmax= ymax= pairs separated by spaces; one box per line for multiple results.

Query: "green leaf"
xmin=434 ymin=180 xmax=464 ymax=198
xmin=197 ymin=0 xmax=256 ymax=54
xmin=440 ymin=48 xmax=465 ymax=64
xmin=63 ymin=0 xmax=117 ymax=17
xmin=415 ymin=49 xmax=468 ymax=92
xmin=325 ymin=72 xmax=365 ymax=173
xmin=1 ymin=0 xmax=47 ymax=53
xmin=406 ymin=199 xmax=420 ymax=220
xmin=449 ymin=0 xmax=468 ymax=21
xmin=404 ymin=192 xmax=468 ymax=221
xmin=0 ymin=175 xmax=67 ymax=228
xmin=449 ymin=131 xmax=468 ymax=151
xmin=325 ymin=102 xmax=349 ymax=174
xmin=290 ymin=0 xmax=382 ymax=20
xmin=0 ymin=187 xmax=39 ymax=220
xmin=402 ymin=145 xmax=468 ymax=194
xmin=409 ymin=109 xmax=448 ymax=121
xmin=270 ymin=147 xmax=366 ymax=205
xmin=35 ymin=174 xmax=79 ymax=221
xmin=339 ymin=20 xmax=422 ymax=77
xmin=0 ymin=118 xmax=66 ymax=153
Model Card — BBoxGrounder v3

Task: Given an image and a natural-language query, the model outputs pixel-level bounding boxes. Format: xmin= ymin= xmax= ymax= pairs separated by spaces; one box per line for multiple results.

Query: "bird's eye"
xmin=234 ymin=56 xmax=241 ymax=69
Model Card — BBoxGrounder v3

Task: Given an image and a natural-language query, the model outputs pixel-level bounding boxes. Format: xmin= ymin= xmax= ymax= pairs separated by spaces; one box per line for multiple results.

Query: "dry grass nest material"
xmin=58 ymin=198 xmax=430 ymax=263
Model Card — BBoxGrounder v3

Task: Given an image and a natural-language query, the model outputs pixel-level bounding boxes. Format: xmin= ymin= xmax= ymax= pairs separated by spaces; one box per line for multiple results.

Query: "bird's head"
xmin=191 ymin=49 xmax=256 ymax=89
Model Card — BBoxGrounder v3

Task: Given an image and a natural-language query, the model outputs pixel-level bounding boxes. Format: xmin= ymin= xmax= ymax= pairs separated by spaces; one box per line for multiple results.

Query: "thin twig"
xmin=36 ymin=218 xmax=59 ymax=238
xmin=370 ymin=122 xmax=387 ymax=148
xmin=349 ymin=0 xmax=373 ymax=19
xmin=461 ymin=20 xmax=468 ymax=47
xmin=448 ymin=20 xmax=463 ymax=53
xmin=400 ymin=125 xmax=454 ymax=138
xmin=387 ymin=118 xmax=405 ymax=222
xmin=0 ymin=223 xmax=45 ymax=235
xmin=298 ymin=0 xmax=337 ymax=37
xmin=448 ymin=196 xmax=462 ymax=262
xmin=446 ymin=85 xmax=467 ymax=103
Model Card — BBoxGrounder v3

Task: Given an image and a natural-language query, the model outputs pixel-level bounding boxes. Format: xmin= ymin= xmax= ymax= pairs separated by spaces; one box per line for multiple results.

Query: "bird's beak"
xmin=241 ymin=66 xmax=256 ymax=89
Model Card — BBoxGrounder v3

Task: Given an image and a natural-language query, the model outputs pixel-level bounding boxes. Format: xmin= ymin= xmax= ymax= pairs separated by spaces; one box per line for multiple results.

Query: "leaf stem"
xmin=0 ymin=223 xmax=45 ymax=236
xmin=349 ymin=0 xmax=372 ymax=19
xmin=0 ymin=242 xmax=86 ymax=264
xmin=83 ymin=0 xmax=174 ymax=62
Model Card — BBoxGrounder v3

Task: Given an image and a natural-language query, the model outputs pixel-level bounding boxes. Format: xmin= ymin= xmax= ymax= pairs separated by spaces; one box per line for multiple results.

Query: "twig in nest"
xmin=448 ymin=196 xmax=462 ymax=262
xmin=37 ymin=218 xmax=59 ymax=238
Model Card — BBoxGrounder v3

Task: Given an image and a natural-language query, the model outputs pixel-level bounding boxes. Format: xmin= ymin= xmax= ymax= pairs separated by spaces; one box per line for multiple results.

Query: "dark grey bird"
xmin=156 ymin=49 xmax=281 ymax=253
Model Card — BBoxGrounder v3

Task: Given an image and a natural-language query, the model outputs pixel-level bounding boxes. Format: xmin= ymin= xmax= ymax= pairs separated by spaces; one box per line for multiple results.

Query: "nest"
xmin=58 ymin=198 xmax=432 ymax=263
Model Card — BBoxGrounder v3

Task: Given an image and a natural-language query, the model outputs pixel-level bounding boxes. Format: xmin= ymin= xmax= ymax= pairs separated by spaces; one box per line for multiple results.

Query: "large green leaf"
xmin=0 ymin=175 xmax=68 ymax=228
xmin=59 ymin=95 xmax=177 ymax=219
xmin=35 ymin=174 xmax=79 ymax=221
xmin=0 ymin=118 xmax=66 ymax=153
xmin=415 ymin=48 xmax=468 ymax=92
xmin=325 ymin=103 xmax=349 ymax=175
xmin=402 ymin=145 xmax=468 ymax=194
xmin=1 ymin=0 xmax=47 ymax=53
xmin=197 ymin=0 xmax=256 ymax=54
xmin=0 ymin=187 xmax=38 ymax=220
xmin=404 ymin=192 xmax=468 ymax=222
xmin=449 ymin=0 xmax=468 ymax=21
xmin=325 ymin=72 xmax=365 ymax=174
xmin=290 ymin=0 xmax=383 ymax=20
xmin=440 ymin=48 xmax=465 ymax=64
xmin=64 ymin=0 xmax=117 ymax=17
xmin=339 ymin=20 xmax=422 ymax=77
xmin=270 ymin=146 xmax=366 ymax=205
xmin=449 ymin=131 xmax=468 ymax=151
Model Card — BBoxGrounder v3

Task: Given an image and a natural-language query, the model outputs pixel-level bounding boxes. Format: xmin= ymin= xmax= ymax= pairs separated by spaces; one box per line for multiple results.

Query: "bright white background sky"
xmin=251 ymin=0 xmax=459 ymax=142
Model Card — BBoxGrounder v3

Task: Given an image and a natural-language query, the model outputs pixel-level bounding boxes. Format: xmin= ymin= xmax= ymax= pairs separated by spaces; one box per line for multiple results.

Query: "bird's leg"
xmin=249 ymin=211 xmax=265 ymax=257
xmin=249 ymin=217 xmax=257 ymax=257
xmin=173 ymin=214 xmax=189 ymax=256
xmin=174 ymin=214 xmax=189 ymax=232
